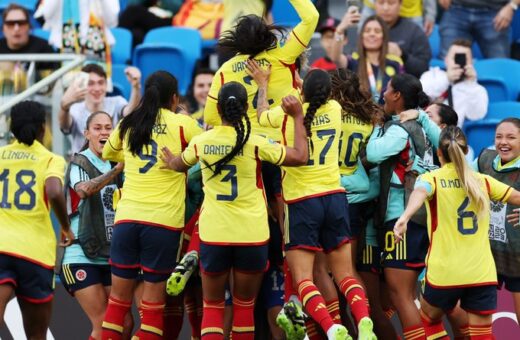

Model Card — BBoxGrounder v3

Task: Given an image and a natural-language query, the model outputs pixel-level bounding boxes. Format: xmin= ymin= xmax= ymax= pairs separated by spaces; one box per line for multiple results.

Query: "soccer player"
xmin=0 ymin=101 xmax=73 ymax=339
xmin=475 ymin=118 xmax=520 ymax=326
xmin=61 ymin=111 xmax=127 ymax=340
xmin=257 ymin=69 xmax=376 ymax=340
xmin=394 ymin=126 xmax=520 ymax=340
xmin=366 ymin=73 xmax=438 ymax=339
xmin=101 ymin=71 xmax=203 ymax=340
xmin=160 ymin=81 xmax=309 ymax=339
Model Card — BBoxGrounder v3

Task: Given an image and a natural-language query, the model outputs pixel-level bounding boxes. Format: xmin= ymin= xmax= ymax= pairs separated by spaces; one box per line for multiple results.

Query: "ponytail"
xmin=119 ymin=71 xmax=178 ymax=155
xmin=303 ymin=70 xmax=332 ymax=151
xmin=440 ymin=127 xmax=489 ymax=218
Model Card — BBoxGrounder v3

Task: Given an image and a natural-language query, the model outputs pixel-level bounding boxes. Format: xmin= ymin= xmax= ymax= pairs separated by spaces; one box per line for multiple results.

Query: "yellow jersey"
xmin=181 ymin=126 xmax=286 ymax=244
xmin=417 ymin=163 xmax=513 ymax=288
xmin=339 ymin=113 xmax=373 ymax=176
xmin=0 ymin=141 xmax=66 ymax=268
xmin=103 ymin=109 xmax=203 ymax=229
xmin=221 ymin=0 xmax=265 ymax=33
xmin=363 ymin=0 xmax=422 ymax=18
xmin=204 ymin=0 xmax=319 ymax=140
xmin=259 ymin=100 xmax=344 ymax=202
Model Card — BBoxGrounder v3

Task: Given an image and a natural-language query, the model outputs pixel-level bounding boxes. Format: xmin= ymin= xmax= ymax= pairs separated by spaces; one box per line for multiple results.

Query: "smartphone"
xmin=75 ymin=71 xmax=90 ymax=90
xmin=454 ymin=53 xmax=467 ymax=68
xmin=346 ymin=0 xmax=361 ymax=24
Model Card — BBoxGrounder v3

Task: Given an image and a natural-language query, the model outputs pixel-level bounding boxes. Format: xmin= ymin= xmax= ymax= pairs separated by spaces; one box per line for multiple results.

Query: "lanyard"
xmin=366 ymin=60 xmax=383 ymax=102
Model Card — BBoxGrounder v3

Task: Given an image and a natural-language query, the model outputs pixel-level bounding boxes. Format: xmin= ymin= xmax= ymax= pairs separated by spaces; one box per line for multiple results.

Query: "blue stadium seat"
xmin=485 ymin=101 xmax=520 ymax=120
xmin=464 ymin=119 xmax=500 ymax=156
xmin=119 ymin=0 xmax=128 ymax=11
xmin=110 ymin=63 xmax=131 ymax=99
xmin=471 ymin=42 xmax=483 ymax=60
xmin=134 ymin=27 xmax=202 ymax=95
xmin=0 ymin=0 xmax=38 ymax=10
xmin=32 ymin=28 xmax=50 ymax=42
xmin=111 ymin=27 xmax=133 ymax=64
xmin=272 ymin=0 xmax=317 ymax=27
xmin=474 ymin=58 xmax=520 ymax=102
xmin=429 ymin=58 xmax=445 ymax=69
xmin=429 ymin=24 xmax=440 ymax=59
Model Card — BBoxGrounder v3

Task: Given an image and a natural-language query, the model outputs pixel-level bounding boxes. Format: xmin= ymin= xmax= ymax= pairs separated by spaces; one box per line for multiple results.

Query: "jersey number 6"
xmin=457 ymin=197 xmax=478 ymax=235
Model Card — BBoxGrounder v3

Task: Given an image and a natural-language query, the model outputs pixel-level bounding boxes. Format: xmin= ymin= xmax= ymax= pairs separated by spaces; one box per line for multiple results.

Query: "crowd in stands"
xmin=1 ymin=0 xmax=520 ymax=340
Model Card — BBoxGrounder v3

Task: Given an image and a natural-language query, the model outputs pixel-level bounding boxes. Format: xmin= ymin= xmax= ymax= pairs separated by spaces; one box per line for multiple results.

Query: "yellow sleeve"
xmin=484 ymin=175 xmax=513 ymax=203
xmin=416 ymin=172 xmax=436 ymax=199
xmin=204 ymin=71 xmax=223 ymax=127
xmin=103 ymin=126 xmax=124 ymax=163
xmin=259 ymin=106 xmax=285 ymax=128
xmin=45 ymin=155 xmax=66 ymax=184
xmin=256 ymin=136 xmax=286 ymax=166
xmin=270 ymin=0 xmax=319 ymax=63
xmin=181 ymin=136 xmax=200 ymax=166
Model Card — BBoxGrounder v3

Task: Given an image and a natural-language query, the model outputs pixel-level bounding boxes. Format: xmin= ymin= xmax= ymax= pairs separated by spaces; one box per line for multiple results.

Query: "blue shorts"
xmin=284 ymin=192 xmax=351 ymax=253
xmin=199 ymin=243 xmax=269 ymax=275
xmin=0 ymin=254 xmax=54 ymax=303
xmin=260 ymin=266 xmax=285 ymax=309
xmin=382 ymin=219 xmax=428 ymax=271
xmin=60 ymin=264 xmax=111 ymax=295
xmin=262 ymin=161 xmax=282 ymax=199
xmin=356 ymin=245 xmax=381 ymax=274
xmin=423 ymin=281 xmax=497 ymax=315
xmin=110 ymin=222 xmax=182 ymax=282
xmin=498 ymin=274 xmax=520 ymax=293
xmin=349 ymin=202 xmax=368 ymax=240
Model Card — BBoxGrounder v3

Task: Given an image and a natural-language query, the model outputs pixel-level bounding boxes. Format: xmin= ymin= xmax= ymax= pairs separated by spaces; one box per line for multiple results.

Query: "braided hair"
xmin=206 ymin=82 xmax=251 ymax=178
xmin=330 ymin=68 xmax=383 ymax=125
xmin=10 ymin=101 xmax=45 ymax=146
xmin=302 ymin=69 xmax=332 ymax=151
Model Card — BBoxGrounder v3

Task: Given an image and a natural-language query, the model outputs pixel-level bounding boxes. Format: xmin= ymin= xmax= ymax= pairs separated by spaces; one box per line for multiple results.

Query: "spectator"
xmin=311 ymin=17 xmax=343 ymax=71
xmin=119 ymin=0 xmax=176 ymax=47
xmin=420 ymin=39 xmax=488 ymax=128
xmin=438 ymin=0 xmax=520 ymax=58
xmin=59 ymin=63 xmax=141 ymax=153
xmin=0 ymin=4 xmax=57 ymax=72
xmin=187 ymin=68 xmax=214 ymax=125
xmin=374 ymin=0 xmax=431 ymax=77
xmin=361 ymin=0 xmax=437 ymax=36
xmin=425 ymin=102 xmax=458 ymax=128
xmin=332 ymin=15 xmax=403 ymax=102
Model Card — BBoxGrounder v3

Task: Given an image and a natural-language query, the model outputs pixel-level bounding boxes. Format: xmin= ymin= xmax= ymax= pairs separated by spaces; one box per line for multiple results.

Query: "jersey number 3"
xmin=0 ymin=169 xmax=36 ymax=210
xmin=216 ymin=165 xmax=238 ymax=201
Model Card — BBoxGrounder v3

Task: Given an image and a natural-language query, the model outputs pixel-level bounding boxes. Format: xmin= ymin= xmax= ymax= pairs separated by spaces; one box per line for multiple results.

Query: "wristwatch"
xmin=510 ymin=1 xmax=518 ymax=11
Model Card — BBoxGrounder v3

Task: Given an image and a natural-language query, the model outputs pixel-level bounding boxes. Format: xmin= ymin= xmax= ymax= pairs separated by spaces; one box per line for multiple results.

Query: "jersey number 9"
xmin=0 ymin=169 xmax=37 ymax=210
xmin=138 ymin=140 xmax=158 ymax=174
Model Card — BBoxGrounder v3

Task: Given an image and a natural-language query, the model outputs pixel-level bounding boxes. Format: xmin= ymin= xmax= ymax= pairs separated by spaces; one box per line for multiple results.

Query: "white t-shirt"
xmin=65 ymin=96 xmax=127 ymax=153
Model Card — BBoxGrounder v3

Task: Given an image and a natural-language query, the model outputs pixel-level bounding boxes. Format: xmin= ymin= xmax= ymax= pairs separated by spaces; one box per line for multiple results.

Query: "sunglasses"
xmin=3 ymin=20 xmax=29 ymax=27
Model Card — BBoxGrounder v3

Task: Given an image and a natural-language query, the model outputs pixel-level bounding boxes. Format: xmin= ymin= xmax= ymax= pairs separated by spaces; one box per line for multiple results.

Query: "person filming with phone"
xmin=59 ymin=63 xmax=142 ymax=154
xmin=420 ymin=39 xmax=488 ymax=128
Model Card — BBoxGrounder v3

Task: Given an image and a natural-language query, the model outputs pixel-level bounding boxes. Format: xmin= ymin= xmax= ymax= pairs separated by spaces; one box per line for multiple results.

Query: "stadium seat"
xmin=464 ymin=119 xmax=500 ymax=156
xmin=0 ymin=0 xmax=38 ymax=10
xmin=485 ymin=101 xmax=520 ymax=120
xmin=110 ymin=63 xmax=131 ymax=99
xmin=119 ymin=0 xmax=128 ymax=11
xmin=429 ymin=58 xmax=445 ymax=69
xmin=272 ymin=0 xmax=317 ymax=27
xmin=32 ymin=28 xmax=50 ymax=42
xmin=134 ymin=27 xmax=202 ymax=95
xmin=111 ymin=27 xmax=133 ymax=64
xmin=474 ymin=58 xmax=520 ymax=102
xmin=472 ymin=42 xmax=483 ymax=60
xmin=429 ymin=24 xmax=440 ymax=59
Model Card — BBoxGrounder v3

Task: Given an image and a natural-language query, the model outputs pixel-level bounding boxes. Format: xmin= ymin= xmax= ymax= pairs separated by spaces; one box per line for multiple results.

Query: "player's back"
xmin=339 ymin=113 xmax=373 ymax=176
xmin=103 ymin=109 xmax=203 ymax=229
xmin=0 ymin=141 xmax=66 ymax=267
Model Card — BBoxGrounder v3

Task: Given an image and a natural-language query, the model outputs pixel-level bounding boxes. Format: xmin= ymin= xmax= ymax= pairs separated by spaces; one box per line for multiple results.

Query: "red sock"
xmin=468 ymin=324 xmax=493 ymax=340
xmin=384 ymin=307 xmax=396 ymax=319
xmin=420 ymin=310 xmax=448 ymax=339
xmin=297 ymin=279 xmax=335 ymax=333
xmin=187 ymin=220 xmax=201 ymax=253
xmin=163 ymin=296 xmax=184 ymax=339
xmin=201 ymin=299 xmax=225 ymax=339
xmin=283 ymin=260 xmax=297 ymax=302
xmin=403 ymin=324 xmax=426 ymax=340
xmin=338 ymin=277 xmax=370 ymax=323
xmin=102 ymin=296 xmax=131 ymax=340
xmin=186 ymin=297 xmax=202 ymax=338
xmin=326 ymin=299 xmax=342 ymax=325
xmin=231 ymin=296 xmax=255 ymax=339
xmin=134 ymin=300 xmax=165 ymax=340
xmin=305 ymin=318 xmax=322 ymax=340
xmin=454 ymin=324 xmax=470 ymax=340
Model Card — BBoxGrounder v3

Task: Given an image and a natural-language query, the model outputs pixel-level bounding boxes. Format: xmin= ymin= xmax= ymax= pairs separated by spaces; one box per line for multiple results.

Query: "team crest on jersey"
xmin=75 ymin=269 xmax=87 ymax=281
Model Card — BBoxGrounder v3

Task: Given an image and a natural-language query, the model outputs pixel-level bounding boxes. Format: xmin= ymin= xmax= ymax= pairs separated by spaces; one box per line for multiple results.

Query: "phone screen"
xmin=454 ymin=53 xmax=467 ymax=68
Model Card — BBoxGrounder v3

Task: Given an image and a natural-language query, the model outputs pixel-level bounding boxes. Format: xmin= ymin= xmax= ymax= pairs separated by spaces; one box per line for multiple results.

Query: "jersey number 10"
xmin=0 ymin=169 xmax=37 ymax=210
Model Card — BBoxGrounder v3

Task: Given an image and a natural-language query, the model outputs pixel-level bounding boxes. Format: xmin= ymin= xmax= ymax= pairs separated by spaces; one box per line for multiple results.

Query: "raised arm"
xmin=246 ymin=59 xmax=272 ymax=122
xmin=280 ymin=96 xmax=308 ymax=166
xmin=122 ymin=66 xmax=142 ymax=117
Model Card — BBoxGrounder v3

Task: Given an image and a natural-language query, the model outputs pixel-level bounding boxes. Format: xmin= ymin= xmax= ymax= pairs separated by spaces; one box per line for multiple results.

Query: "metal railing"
xmin=0 ymin=53 xmax=86 ymax=154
